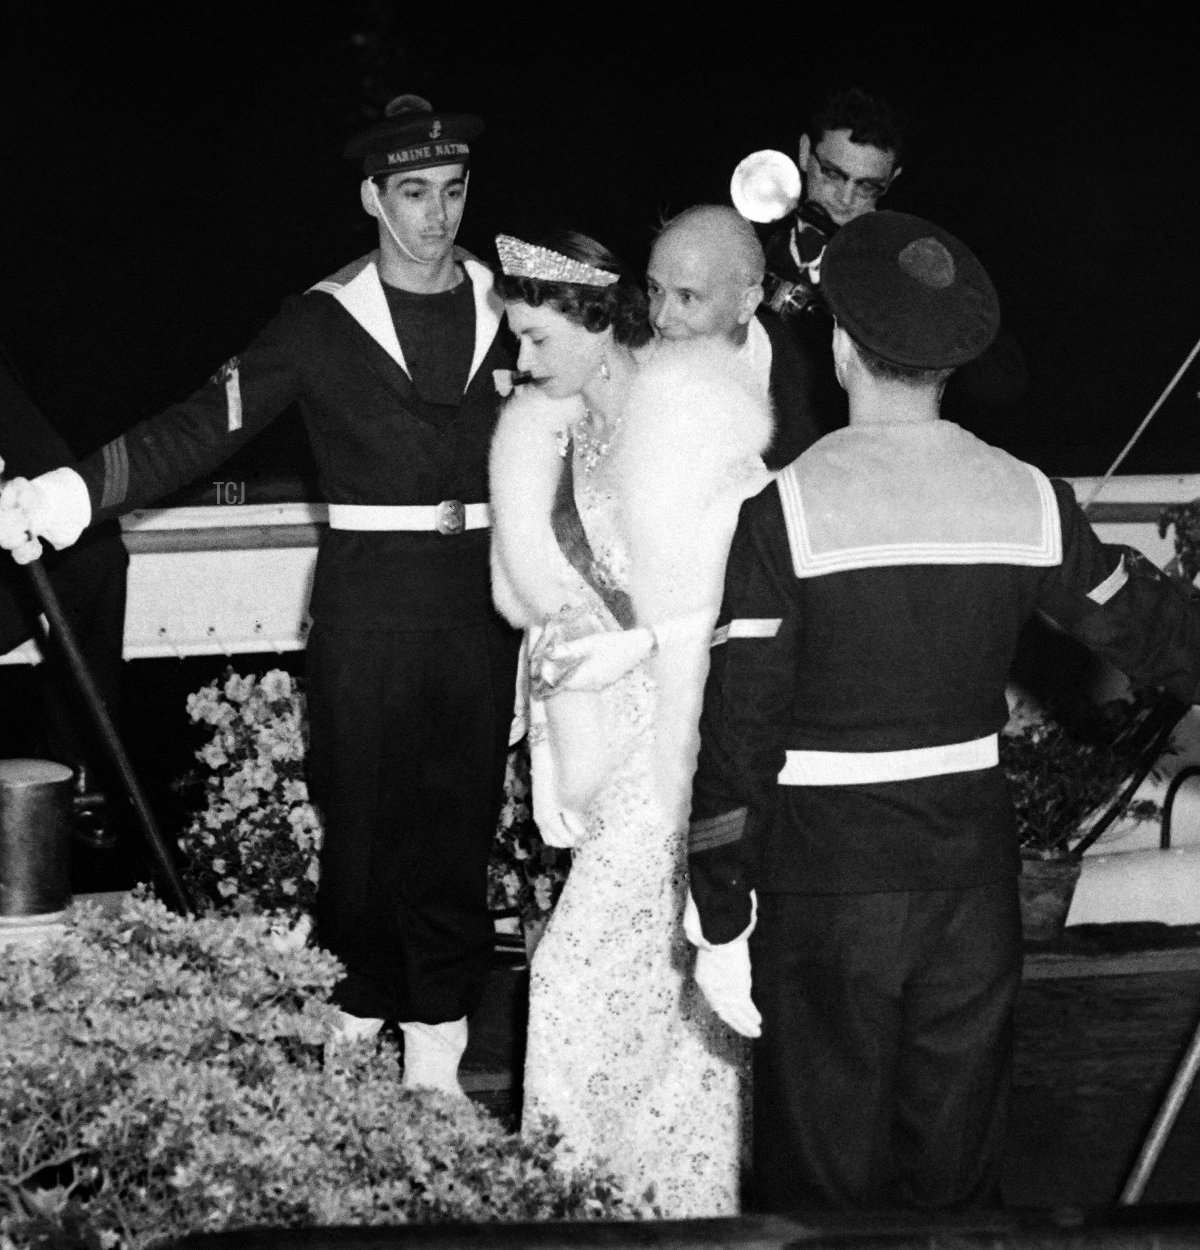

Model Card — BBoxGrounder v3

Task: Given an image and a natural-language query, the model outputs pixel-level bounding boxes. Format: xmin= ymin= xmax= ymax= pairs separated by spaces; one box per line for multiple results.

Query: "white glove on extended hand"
xmin=0 ymin=470 xmax=43 ymax=565
xmin=0 ymin=467 xmax=91 ymax=565
xmin=693 ymin=940 xmax=762 ymax=1039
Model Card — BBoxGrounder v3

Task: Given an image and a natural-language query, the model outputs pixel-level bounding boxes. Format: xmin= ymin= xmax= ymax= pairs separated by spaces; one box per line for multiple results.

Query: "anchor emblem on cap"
xmin=429 ymin=119 xmax=442 ymax=138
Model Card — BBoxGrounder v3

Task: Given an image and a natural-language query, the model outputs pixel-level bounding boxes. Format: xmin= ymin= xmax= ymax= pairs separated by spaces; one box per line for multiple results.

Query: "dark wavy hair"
xmin=495 ymin=230 xmax=652 ymax=348
xmin=811 ymin=86 xmax=906 ymax=162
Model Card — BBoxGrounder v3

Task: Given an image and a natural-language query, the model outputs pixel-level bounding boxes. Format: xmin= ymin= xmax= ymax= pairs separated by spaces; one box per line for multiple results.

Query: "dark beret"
xmin=820 ymin=211 xmax=1000 ymax=369
xmin=344 ymin=94 xmax=482 ymax=177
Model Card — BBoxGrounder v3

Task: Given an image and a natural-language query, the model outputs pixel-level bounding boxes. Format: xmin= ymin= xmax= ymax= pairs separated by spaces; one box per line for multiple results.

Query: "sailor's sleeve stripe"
xmin=1087 ymin=554 xmax=1128 ymax=605
xmin=224 ymin=364 xmax=243 ymax=433
xmin=728 ymin=618 xmax=782 ymax=639
xmin=688 ymin=807 xmax=748 ymax=854
xmin=99 ymin=437 xmax=129 ymax=511
xmin=711 ymin=619 xmax=783 ymax=647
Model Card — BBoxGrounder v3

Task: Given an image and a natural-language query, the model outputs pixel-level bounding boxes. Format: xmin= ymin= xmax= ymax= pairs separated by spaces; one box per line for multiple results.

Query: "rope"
xmin=1081 ymin=332 xmax=1200 ymax=514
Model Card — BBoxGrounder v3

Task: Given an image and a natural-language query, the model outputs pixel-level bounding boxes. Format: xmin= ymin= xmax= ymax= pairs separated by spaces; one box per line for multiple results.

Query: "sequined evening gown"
xmin=521 ymin=436 xmax=747 ymax=1218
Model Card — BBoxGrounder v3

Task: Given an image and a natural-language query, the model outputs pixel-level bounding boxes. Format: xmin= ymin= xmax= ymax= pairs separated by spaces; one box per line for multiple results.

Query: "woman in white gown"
xmin=488 ymin=230 xmax=771 ymax=1216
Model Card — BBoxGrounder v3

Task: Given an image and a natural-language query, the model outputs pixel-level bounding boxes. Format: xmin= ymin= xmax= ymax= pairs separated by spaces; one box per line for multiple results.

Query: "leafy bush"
xmin=0 ymin=893 xmax=646 ymax=1249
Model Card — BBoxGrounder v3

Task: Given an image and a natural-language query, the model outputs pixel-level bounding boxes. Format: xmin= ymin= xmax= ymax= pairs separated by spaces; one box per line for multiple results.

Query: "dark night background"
xmin=2 ymin=3 xmax=1199 ymax=484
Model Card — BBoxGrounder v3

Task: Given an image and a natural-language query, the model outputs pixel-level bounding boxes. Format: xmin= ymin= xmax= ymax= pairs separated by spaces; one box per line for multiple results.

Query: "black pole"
xmin=0 ymin=476 xmax=194 ymax=915
xmin=1069 ymin=696 xmax=1190 ymax=861
xmin=1121 ymin=1007 xmax=1200 ymax=1203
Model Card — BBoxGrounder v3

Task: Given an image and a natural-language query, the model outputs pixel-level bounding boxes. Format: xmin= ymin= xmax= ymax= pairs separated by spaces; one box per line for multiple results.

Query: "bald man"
xmin=646 ymin=206 xmax=821 ymax=471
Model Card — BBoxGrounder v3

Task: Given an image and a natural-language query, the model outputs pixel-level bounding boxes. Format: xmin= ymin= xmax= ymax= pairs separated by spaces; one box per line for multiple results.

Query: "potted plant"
xmin=1001 ymin=683 xmax=1179 ymax=943
xmin=1002 ymin=520 xmax=1200 ymax=947
xmin=1158 ymin=496 xmax=1200 ymax=584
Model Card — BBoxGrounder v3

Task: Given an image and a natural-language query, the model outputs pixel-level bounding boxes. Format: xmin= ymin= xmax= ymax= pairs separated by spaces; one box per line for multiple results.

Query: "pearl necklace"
xmin=574 ymin=407 xmax=624 ymax=475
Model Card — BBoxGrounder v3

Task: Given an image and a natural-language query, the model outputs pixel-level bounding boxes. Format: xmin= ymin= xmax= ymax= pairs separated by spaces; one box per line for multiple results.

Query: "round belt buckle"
xmin=435 ymin=499 xmax=465 ymax=536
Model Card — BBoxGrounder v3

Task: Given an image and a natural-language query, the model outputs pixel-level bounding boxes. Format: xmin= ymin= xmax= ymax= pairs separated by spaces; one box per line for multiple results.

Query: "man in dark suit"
xmin=759 ymin=85 xmax=1025 ymax=431
xmin=755 ymin=86 xmax=906 ymax=434
xmin=645 ymin=204 xmax=822 ymax=470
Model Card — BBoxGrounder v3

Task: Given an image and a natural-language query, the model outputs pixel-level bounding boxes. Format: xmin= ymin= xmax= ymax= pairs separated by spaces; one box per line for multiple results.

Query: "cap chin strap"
xmin=370 ymin=174 xmax=468 ymax=267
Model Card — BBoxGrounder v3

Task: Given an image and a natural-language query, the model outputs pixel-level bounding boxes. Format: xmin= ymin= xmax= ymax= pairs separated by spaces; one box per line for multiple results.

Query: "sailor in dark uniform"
xmin=684 ymin=210 xmax=1200 ymax=1210
xmin=0 ymin=95 xmax=519 ymax=1093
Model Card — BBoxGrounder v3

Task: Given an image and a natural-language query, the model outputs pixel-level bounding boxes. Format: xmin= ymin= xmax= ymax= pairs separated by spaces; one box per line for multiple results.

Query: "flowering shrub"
xmin=176 ymin=669 xmax=321 ymax=915
xmin=176 ymin=668 xmax=570 ymax=926
xmin=0 ymin=893 xmax=647 ymax=1249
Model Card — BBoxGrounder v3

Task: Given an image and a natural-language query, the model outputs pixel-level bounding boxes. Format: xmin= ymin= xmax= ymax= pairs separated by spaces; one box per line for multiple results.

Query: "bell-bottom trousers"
xmin=307 ymin=616 xmax=519 ymax=1023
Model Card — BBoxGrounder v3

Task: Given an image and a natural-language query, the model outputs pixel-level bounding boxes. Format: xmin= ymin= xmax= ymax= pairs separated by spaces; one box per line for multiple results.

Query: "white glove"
xmin=548 ymin=626 xmax=656 ymax=692
xmin=0 ymin=467 xmax=92 ymax=564
xmin=694 ymin=940 xmax=762 ymax=1039
xmin=0 ymin=474 xmax=43 ymax=565
xmin=642 ymin=607 xmax=714 ymax=654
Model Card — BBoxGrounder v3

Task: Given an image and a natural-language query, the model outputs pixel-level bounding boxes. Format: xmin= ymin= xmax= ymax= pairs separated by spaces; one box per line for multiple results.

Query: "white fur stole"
xmin=488 ymin=385 xmax=584 ymax=630
xmin=614 ymin=336 xmax=773 ymax=628
xmin=612 ymin=338 xmax=774 ymax=829
xmin=488 ymin=340 xmax=773 ymax=833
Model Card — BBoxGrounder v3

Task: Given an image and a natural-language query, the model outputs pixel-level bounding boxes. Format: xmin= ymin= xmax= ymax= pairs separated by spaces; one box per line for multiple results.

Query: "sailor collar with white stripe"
xmin=776 ymin=421 xmax=1063 ymax=578
xmin=310 ymin=249 xmax=503 ymax=386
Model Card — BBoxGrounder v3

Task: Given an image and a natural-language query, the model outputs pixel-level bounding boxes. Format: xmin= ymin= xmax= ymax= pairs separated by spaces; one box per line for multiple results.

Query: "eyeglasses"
xmin=810 ymin=149 xmax=893 ymax=202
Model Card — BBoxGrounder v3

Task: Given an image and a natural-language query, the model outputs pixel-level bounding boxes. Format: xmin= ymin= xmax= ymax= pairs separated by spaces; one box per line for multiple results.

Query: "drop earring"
xmin=598 ymin=351 xmax=611 ymax=382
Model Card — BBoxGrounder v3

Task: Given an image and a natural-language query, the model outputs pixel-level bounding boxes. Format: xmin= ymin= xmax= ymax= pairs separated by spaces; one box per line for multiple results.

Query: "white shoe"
xmin=400 ymin=1017 xmax=469 ymax=1096
xmin=329 ymin=1009 xmax=384 ymax=1045
xmin=324 ymin=1010 xmax=384 ymax=1070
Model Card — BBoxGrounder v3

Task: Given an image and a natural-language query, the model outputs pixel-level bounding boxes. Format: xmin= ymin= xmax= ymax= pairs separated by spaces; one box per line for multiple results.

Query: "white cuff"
xmin=35 ymin=467 xmax=92 ymax=550
xmin=683 ymin=888 xmax=757 ymax=950
xmin=648 ymin=608 xmax=714 ymax=655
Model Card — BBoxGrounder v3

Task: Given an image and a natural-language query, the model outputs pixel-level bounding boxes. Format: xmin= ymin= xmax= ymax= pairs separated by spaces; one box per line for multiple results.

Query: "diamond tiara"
xmin=495 ymin=234 xmax=620 ymax=288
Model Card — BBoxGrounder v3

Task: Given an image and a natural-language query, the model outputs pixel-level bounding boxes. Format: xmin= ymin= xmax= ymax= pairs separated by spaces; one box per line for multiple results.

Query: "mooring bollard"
xmin=0 ymin=758 xmax=74 ymax=943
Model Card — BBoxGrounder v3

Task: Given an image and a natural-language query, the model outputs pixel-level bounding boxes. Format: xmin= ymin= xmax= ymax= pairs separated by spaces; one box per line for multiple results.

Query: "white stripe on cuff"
xmin=728 ymin=618 xmax=782 ymax=638
xmin=1087 ymin=555 xmax=1128 ymax=605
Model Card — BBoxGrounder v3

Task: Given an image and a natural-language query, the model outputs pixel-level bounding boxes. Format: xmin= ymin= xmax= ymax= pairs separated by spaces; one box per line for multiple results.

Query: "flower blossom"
xmin=260 ymin=669 xmax=294 ymax=701
xmin=224 ymin=673 xmax=257 ymax=703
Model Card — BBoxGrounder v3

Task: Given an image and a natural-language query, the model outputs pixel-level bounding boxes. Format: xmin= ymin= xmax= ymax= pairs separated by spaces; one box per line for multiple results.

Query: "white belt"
xmin=778 ymin=734 xmax=999 ymax=787
xmin=327 ymin=502 xmax=490 ymax=535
